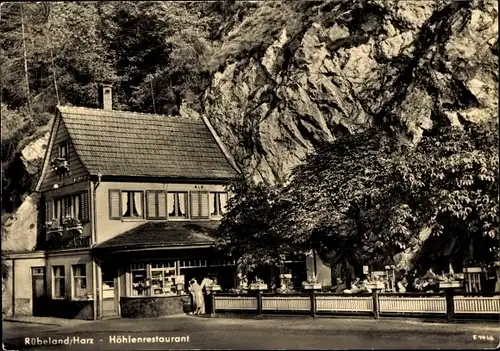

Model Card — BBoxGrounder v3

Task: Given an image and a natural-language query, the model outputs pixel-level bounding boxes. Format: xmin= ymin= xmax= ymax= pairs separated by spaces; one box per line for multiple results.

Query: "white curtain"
xmin=121 ymin=192 xmax=128 ymax=216
xmin=134 ymin=192 xmax=143 ymax=217
xmin=167 ymin=193 xmax=175 ymax=216
xmin=220 ymin=193 xmax=228 ymax=214
xmin=73 ymin=195 xmax=80 ymax=219
xmin=209 ymin=193 xmax=216 ymax=216
xmin=178 ymin=193 xmax=186 ymax=217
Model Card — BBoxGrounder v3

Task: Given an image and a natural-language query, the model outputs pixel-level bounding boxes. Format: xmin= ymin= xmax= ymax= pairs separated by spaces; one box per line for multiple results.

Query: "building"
xmin=3 ymin=84 xmax=243 ymax=319
xmin=2 ymin=84 xmax=330 ymax=320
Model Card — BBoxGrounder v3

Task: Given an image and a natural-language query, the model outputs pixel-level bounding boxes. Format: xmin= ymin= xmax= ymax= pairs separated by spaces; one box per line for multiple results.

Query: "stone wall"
xmin=120 ymin=295 xmax=190 ymax=318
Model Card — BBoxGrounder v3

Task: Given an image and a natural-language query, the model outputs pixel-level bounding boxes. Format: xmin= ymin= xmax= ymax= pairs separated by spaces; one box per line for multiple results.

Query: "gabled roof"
xmin=93 ymin=221 xmax=218 ymax=251
xmin=53 ymin=106 xmax=239 ymax=180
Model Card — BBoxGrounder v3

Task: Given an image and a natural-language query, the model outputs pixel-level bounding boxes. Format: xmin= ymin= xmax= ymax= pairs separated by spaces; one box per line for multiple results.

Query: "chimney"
xmin=98 ymin=83 xmax=112 ymax=110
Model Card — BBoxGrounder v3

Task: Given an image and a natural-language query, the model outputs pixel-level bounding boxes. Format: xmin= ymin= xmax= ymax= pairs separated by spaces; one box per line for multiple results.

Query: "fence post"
xmin=310 ymin=290 xmax=316 ymax=318
xmin=210 ymin=292 xmax=216 ymax=317
xmin=444 ymin=288 xmax=455 ymax=322
xmin=256 ymin=291 xmax=262 ymax=316
xmin=372 ymin=289 xmax=380 ymax=319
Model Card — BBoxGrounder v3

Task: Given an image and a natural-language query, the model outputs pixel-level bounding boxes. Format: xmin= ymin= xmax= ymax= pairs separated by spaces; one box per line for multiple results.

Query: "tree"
xmin=396 ymin=120 xmax=499 ymax=271
xmin=273 ymin=129 xmax=412 ymax=280
xmin=214 ymin=176 xmax=294 ymax=274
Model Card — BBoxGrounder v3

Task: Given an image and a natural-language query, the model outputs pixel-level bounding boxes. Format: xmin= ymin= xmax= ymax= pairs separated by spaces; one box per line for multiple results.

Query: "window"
xmin=72 ymin=264 xmax=87 ymax=298
xmin=53 ymin=266 xmax=65 ymax=298
xmin=146 ymin=191 xmax=167 ymax=219
xmin=109 ymin=190 xmax=144 ymax=219
xmin=190 ymin=191 xmax=209 ymax=219
xmin=167 ymin=192 xmax=187 ymax=218
xmin=150 ymin=262 xmax=177 ymax=296
xmin=122 ymin=191 xmax=143 ymax=218
xmin=48 ymin=192 xmax=87 ymax=222
xmin=179 ymin=259 xmax=207 ymax=268
xmin=131 ymin=263 xmax=148 ymax=296
xmin=210 ymin=192 xmax=228 ymax=217
xmin=59 ymin=142 xmax=68 ymax=159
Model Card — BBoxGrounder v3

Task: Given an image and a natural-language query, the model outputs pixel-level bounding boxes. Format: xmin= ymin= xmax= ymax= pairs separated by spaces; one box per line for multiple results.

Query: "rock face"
xmin=2 ymin=193 xmax=40 ymax=252
xmin=203 ymin=0 xmax=498 ymax=183
xmin=20 ymin=132 xmax=49 ymax=176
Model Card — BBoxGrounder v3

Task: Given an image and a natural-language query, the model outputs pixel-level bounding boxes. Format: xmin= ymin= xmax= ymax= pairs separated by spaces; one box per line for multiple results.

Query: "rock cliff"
xmin=203 ymin=0 xmax=498 ymax=183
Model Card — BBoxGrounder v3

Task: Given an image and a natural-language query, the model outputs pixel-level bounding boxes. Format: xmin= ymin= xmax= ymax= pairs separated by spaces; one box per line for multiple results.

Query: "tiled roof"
xmin=58 ymin=106 xmax=238 ymax=179
xmin=94 ymin=221 xmax=218 ymax=250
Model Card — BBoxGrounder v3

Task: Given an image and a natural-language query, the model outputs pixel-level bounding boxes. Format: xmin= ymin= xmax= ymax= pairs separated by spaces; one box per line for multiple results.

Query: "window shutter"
xmin=200 ymin=191 xmax=209 ymax=218
xmin=81 ymin=191 xmax=89 ymax=222
xmin=146 ymin=191 xmax=157 ymax=218
xmin=158 ymin=191 xmax=166 ymax=218
xmin=191 ymin=192 xmax=200 ymax=218
xmin=109 ymin=190 xmax=120 ymax=219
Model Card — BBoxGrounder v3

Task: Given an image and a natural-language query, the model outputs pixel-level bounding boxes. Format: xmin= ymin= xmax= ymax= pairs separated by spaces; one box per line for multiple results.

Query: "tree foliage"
xmin=217 ymin=121 xmax=499 ymax=273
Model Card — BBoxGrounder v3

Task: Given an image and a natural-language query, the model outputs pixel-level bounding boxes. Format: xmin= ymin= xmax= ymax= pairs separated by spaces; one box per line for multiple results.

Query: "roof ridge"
xmin=57 ymin=105 xmax=199 ymax=120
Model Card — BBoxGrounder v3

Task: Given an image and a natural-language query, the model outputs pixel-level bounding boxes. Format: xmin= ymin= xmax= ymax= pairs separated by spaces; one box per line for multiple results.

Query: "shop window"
xmin=72 ymin=264 xmax=87 ymax=298
xmin=52 ymin=266 xmax=65 ymax=298
xmin=179 ymin=259 xmax=207 ymax=268
xmin=190 ymin=191 xmax=209 ymax=219
xmin=209 ymin=192 xmax=228 ymax=217
xmin=151 ymin=264 xmax=177 ymax=296
xmin=167 ymin=192 xmax=187 ymax=218
xmin=210 ymin=259 xmax=236 ymax=267
xmin=131 ymin=263 xmax=148 ymax=296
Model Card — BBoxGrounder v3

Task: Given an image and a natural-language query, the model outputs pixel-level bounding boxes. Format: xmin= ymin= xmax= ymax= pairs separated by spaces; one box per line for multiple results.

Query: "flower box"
xmin=46 ymin=219 xmax=63 ymax=233
xmin=280 ymin=274 xmax=292 ymax=279
xmin=463 ymin=267 xmax=482 ymax=273
xmin=50 ymin=157 xmax=70 ymax=173
xmin=439 ymin=281 xmax=462 ymax=289
xmin=249 ymin=283 xmax=268 ymax=291
xmin=303 ymin=283 xmax=322 ymax=290
xmin=366 ymin=282 xmax=385 ymax=290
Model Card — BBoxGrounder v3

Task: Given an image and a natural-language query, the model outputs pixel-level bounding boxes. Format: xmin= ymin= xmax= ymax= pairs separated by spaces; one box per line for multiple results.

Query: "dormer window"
xmin=59 ymin=141 xmax=68 ymax=159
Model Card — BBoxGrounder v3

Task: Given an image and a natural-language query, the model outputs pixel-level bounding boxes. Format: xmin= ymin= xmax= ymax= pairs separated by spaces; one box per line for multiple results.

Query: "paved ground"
xmin=3 ymin=315 xmax=500 ymax=350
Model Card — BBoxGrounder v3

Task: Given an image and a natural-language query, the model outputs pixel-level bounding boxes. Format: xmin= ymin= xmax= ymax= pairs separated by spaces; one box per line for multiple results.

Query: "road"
xmin=3 ymin=315 xmax=500 ymax=350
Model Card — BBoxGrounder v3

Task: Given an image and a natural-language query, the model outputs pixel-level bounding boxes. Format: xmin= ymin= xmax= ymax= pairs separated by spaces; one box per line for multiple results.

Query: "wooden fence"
xmin=316 ymin=294 xmax=373 ymax=312
xmin=262 ymin=295 xmax=311 ymax=311
xmin=378 ymin=293 xmax=446 ymax=314
xmin=212 ymin=291 xmax=499 ymax=320
xmin=453 ymin=294 xmax=500 ymax=314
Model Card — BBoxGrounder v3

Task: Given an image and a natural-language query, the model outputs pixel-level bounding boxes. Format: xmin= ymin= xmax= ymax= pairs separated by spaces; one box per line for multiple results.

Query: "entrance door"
xmin=101 ymin=265 xmax=119 ymax=317
xmin=31 ymin=267 xmax=45 ymax=316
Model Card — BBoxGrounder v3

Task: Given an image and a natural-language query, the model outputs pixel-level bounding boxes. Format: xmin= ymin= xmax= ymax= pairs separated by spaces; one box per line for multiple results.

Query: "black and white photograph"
xmin=1 ymin=1 xmax=499 ymax=350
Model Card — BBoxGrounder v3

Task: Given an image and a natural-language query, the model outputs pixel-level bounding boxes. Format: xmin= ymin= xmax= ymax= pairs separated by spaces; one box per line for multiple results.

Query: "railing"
xmin=262 ymin=294 xmax=310 ymax=311
xmin=453 ymin=293 xmax=500 ymax=314
xmin=46 ymin=235 xmax=91 ymax=250
xmin=316 ymin=294 xmax=373 ymax=312
xmin=213 ymin=290 xmax=499 ymax=320
xmin=378 ymin=293 xmax=446 ymax=314
xmin=214 ymin=295 xmax=258 ymax=310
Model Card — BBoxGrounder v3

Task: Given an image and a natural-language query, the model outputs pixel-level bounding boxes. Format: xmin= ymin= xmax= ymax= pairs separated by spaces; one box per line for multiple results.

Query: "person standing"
xmin=189 ymin=278 xmax=205 ymax=315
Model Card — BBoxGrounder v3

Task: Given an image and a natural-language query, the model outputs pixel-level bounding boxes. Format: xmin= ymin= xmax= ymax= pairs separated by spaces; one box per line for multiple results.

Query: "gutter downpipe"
xmin=91 ymin=173 xmax=102 ymax=320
